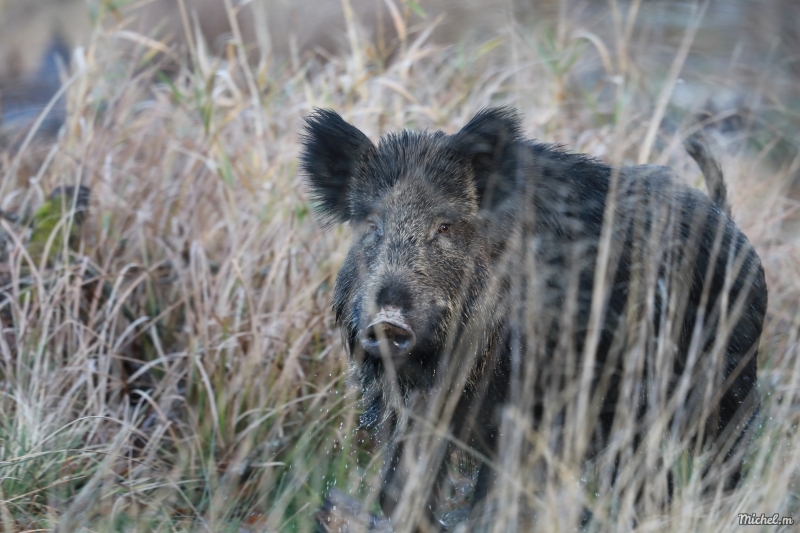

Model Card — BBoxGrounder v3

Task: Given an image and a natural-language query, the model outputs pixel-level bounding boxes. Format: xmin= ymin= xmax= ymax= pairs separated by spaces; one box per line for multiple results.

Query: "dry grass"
xmin=0 ymin=1 xmax=798 ymax=532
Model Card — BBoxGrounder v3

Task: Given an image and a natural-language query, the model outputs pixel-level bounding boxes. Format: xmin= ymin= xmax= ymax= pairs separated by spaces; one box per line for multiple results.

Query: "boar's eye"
xmin=366 ymin=219 xmax=381 ymax=236
xmin=437 ymin=223 xmax=451 ymax=235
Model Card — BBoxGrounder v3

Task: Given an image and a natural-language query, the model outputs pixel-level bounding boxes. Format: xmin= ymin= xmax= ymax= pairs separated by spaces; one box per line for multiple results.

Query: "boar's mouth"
xmin=357 ymin=307 xmax=417 ymax=364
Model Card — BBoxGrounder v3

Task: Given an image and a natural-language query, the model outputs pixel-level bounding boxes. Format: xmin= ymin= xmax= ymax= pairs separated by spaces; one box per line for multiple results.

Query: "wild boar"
xmin=301 ymin=107 xmax=767 ymax=529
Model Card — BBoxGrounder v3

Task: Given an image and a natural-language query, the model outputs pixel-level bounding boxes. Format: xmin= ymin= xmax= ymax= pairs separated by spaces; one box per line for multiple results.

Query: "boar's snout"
xmin=359 ymin=307 xmax=417 ymax=362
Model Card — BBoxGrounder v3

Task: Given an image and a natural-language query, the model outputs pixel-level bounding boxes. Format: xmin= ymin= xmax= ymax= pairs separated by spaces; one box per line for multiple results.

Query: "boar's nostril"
xmin=359 ymin=321 xmax=417 ymax=361
xmin=392 ymin=329 xmax=413 ymax=350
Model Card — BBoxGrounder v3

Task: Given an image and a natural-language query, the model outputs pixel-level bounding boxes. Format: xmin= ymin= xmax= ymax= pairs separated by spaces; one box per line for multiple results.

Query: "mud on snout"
xmin=358 ymin=306 xmax=416 ymax=364
xmin=352 ymin=280 xmax=451 ymax=385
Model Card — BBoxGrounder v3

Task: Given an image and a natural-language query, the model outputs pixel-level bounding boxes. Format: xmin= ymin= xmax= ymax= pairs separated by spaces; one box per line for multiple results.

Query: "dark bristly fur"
xmin=300 ymin=109 xmax=376 ymax=227
xmin=302 ymin=108 xmax=767 ymax=531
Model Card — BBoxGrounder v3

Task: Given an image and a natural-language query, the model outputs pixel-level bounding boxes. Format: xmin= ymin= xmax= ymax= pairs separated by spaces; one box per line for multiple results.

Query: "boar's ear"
xmin=450 ymin=107 xmax=523 ymax=210
xmin=300 ymin=109 xmax=375 ymax=225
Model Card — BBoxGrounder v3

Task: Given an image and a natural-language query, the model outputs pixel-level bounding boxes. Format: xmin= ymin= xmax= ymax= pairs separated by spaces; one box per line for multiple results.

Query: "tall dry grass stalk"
xmin=0 ymin=1 xmax=797 ymax=532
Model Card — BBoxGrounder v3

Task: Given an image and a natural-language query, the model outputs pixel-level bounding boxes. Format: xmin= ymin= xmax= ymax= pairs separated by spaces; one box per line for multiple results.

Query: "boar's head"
xmin=301 ymin=108 xmax=522 ymax=413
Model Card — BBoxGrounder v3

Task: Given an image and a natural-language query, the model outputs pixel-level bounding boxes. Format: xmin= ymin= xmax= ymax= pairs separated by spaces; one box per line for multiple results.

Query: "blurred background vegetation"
xmin=0 ymin=0 xmax=798 ymax=531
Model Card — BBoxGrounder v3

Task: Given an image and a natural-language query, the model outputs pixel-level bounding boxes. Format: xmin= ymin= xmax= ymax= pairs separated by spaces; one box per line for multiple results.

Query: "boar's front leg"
xmin=379 ymin=436 xmax=450 ymax=532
